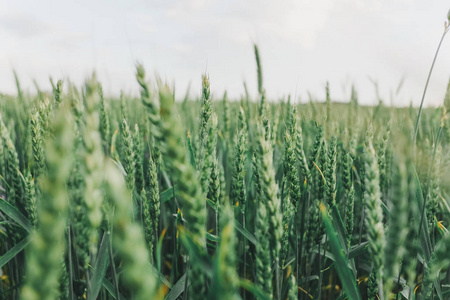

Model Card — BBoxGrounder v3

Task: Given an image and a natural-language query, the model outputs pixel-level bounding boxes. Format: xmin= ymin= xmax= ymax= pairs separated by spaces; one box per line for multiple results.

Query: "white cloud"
xmin=0 ymin=0 xmax=449 ymax=107
xmin=0 ymin=12 xmax=54 ymax=37
xmin=160 ymin=0 xmax=336 ymax=49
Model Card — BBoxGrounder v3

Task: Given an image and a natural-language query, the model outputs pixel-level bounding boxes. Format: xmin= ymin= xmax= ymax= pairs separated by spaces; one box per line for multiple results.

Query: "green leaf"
xmin=348 ymin=242 xmax=369 ymax=259
xmin=330 ymin=204 xmax=348 ymax=252
xmin=311 ymin=242 xmax=368 ymax=263
xmin=102 ymin=278 xmax=127 ymax=300
xmin=150 ymin=263 xmax=172 ymax=288
xmin=205 ymin=200 xmax=256 ymax=245
xmin=206 ymin=232 xmax=219 ymax=243
xmin=165 ymin=274 xmax=186 ymax=300
xmin=399 ymin=285 xmax=412 ymax=299
xmin=0 ymin=235 xmax=31 ymax=268
xmin=161 ymin=185 xmax=177 ymax=204
xmin=0 ymin=198 xmax=32 ymax=232
xmin=320 ymin=203 xmax=361 ymax=300
xmin=330 ymin=204 xmax=358 ymax=275
xmin=206 ymin=199 xmax=218 ymax=212
xmin=88 ymin=233 xmax=110 ymax=300
xmin=381 ymin=201 xmax=390 ymax=217
xmin=110 ymin=158 xmax=126 ymax=176
xmin=442 ymin=285 xmax=450 ymax=297
xmin=233 ymin=219 xmax=256 ymax=245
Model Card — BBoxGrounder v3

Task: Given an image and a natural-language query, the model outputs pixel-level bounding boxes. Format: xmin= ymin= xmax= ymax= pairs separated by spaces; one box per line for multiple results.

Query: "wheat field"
xmin=0 ymin=44 xmax=450 ymax=300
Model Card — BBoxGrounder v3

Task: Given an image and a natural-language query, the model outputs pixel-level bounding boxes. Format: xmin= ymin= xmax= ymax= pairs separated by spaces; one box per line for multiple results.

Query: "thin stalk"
xmin=67 ymin=226 xmax=75 ymax=300
xmin=215 ymin=209 xmax=219 ymax=237
xmin=413 ymin=26 xmax=449 ymax=145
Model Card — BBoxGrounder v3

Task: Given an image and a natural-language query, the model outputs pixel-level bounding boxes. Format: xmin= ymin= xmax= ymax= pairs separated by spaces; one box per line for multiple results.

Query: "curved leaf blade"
xmin=320 ymin=203 xmax=361 ymax=300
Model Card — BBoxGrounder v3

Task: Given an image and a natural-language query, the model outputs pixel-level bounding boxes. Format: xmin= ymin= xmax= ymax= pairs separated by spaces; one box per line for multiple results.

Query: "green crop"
xmin=0 ymin=35 xmax=450 ymax=300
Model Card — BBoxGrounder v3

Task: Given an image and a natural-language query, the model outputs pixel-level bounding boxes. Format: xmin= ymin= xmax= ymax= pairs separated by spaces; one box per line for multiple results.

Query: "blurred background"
xmin=0 ymin=0 xmax=449 ymax=106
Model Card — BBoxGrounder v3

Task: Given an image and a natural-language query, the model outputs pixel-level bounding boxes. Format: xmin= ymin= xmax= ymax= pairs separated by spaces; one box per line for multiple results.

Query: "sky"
xmin=1 ymin=0 xmax=450 ymax=106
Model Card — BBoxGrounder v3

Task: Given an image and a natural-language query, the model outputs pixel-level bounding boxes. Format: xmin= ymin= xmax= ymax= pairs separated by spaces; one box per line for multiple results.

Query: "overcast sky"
xmin=1 ymin=0 xmax=450 ymax=106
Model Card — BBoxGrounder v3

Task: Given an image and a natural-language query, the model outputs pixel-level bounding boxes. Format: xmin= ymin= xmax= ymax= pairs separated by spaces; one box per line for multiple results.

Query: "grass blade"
xmin=161 ymin=185 xmax=177 ymax=204
xmin=330 ymin=204 xmax=358 ymax=275
xmin=320 ymin=203 xmax=361 ymax=300
xmin=330 ymin=204 xmax=349 ymax=252
xmin=0 ymin=235 xmax=31 ymax=268
xmin=206 ymin=232 xmax=219 ymax=243
xmin=88 ymin=233 xmax=110 ymax=300
xmin=233 ymin=219 xmax=256 ymax=245
xmin=165 ymin=274 xmax=187 ymax=300
xmin=102 ymin=278 xmax=127 ymax=300
xmin=0 ymin=198 xmax=32 ymax=232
